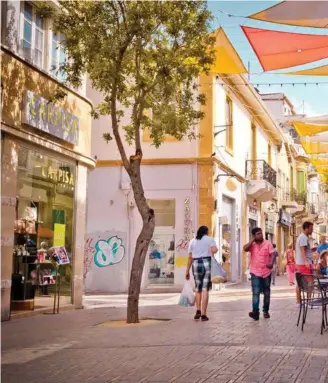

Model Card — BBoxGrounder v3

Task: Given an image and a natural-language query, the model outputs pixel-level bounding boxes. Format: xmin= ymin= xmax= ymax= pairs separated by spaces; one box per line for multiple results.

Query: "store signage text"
xmin=22 ymin=91 xmax=79 ymax=145
xmin=41 ymin=166 xmax=74 ymax=185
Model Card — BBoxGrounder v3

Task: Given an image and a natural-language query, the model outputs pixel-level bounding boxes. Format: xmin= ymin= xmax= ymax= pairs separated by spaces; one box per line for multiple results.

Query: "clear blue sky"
xmin=207 ymin=1 xmax=328 ymax=116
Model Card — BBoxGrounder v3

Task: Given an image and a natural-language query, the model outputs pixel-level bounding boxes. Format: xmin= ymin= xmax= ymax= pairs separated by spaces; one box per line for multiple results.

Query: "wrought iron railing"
xmin=245 ymin=160 xmax=277 ymax=188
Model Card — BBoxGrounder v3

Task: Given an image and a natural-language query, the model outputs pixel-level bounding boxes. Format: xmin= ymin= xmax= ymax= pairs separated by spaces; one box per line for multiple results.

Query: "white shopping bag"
xmin=178 ymin=280 xmax=195 ymax=307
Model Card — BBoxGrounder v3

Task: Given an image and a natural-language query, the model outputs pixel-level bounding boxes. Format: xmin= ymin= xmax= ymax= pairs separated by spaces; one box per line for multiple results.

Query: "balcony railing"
xmin=245 ymin=160 xmax=277 ymax=188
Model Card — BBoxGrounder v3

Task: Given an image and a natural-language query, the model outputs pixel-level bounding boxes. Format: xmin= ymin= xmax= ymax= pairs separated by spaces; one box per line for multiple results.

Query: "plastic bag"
xmin=178 ymin=280 xmax=195 ymax=307
xmin=211 ymin=258 xmax=227 ymax=284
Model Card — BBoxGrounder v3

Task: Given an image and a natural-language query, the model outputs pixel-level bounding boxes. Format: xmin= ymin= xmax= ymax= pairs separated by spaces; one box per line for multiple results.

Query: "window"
xmin=267 ymin=143 xmax=272 ymax=166
xmin=225 ymin=95 xmax=233 ymax=152
xmin=251 ymin=123 xmax=256 ymax=161
xmin=297 ymin=171 xmax=305 ymax=194
xmin=22 ymin=2 xmax=44 ymax=67
xmin=51 ymin=32 xmax=66 ymax=82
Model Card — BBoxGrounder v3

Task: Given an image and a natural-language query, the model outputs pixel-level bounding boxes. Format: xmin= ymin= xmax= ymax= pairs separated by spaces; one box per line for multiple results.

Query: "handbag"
xmin=211 ymin=258 xmax=227 ymax=283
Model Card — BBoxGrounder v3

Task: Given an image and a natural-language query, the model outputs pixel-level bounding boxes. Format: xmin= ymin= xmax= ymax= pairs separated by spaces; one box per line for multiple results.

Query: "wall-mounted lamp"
xmin=213 ymin=124 xmax=232 ymax=137
xmin=214 ymin=174 xmax=236 ymax=183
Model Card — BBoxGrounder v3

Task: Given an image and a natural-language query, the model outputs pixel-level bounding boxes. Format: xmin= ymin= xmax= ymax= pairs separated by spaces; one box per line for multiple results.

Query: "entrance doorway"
xmin=147 ymin=199 xmax=175 ymax=285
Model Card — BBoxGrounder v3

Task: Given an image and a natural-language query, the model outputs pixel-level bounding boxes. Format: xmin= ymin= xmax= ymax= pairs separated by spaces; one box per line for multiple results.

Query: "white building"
xmin=85 ymin=71 xmax=287 ymax=292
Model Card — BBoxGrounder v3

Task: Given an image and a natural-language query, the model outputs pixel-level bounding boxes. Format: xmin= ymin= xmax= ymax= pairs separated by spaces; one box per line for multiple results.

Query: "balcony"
xmin=281 ymin=188 xmax=298 ymax=209
xmin=245 ymin=160 xmax=277 ymax=202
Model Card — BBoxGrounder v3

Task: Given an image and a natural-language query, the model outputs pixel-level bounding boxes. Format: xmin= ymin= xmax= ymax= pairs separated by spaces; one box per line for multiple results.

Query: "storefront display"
xmin=11 ymin=145 xmax=74 ymax=312
xmin=147 ymin=199 xmax=175 ymax=285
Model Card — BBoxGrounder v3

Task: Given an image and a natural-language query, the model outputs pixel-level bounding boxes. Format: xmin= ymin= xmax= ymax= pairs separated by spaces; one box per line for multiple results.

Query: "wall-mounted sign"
xmin=249 ymin=206 xmax=258 ymax=221
xmin=41 ymin=166 xmax=74 ymax=185
xmin=22 ymin=90 xmax=79 ymax=145
xmin=278 ymin=209 xmax=292 ymax=228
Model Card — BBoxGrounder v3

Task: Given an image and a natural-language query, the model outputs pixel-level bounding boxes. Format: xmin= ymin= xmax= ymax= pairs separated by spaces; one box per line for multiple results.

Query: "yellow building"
xmin=1 ymin=1 xmax=95 ymax=321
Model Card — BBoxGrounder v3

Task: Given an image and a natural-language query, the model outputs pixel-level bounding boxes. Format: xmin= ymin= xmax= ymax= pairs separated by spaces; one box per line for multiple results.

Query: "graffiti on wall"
xmin=84 ymin=232 xmax=126 ymax=279
xmin=175 ymin=197 xmax=193 ymax=268
xmin=94 ymin=236 xmax=125 ymax=267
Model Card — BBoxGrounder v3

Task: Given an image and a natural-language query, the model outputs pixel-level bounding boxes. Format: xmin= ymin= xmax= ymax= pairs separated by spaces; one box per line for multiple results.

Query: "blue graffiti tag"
xmin=94 ymin=236 xmax=125 ymax=267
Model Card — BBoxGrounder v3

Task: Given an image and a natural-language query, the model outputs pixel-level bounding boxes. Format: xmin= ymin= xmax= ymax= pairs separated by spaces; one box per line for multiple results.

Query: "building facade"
xmin=1 ymin=1 xmax=95 ymax=321
xmin=85 ymin=68 xmax=289 ymax=291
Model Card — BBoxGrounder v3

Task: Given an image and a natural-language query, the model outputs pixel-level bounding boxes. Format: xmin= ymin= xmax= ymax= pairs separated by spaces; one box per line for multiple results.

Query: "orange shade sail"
xmin=242 ymin=26 xmax=328 ymax=71
xmin=293 ymin=122 xmax=328 ymax=137
xmin=249 ymin=1 xmax=328 ymax=29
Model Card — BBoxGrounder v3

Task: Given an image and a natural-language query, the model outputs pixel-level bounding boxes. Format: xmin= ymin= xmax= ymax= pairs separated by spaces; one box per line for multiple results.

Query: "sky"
xmin=207 ymin=1 xmax=328 ymax=117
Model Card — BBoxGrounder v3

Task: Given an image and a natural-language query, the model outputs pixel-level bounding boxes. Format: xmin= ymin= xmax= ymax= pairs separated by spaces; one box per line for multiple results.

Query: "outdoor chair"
xmin=295 ymin=272 xmax=328 ymax=335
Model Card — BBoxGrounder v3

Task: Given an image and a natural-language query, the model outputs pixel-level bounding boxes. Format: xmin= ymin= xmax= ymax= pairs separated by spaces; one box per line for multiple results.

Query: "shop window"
xmin=51 ymin=32 xmax=67 ymax=82
xmin=147 ymin=200 xmax=175 ymax=285
xmin=225 ymin=95 xmax=233 ymax=153
xmin=22 ymin=2 xmax=45 ymax=68
xmin=12 ymin=146 xmax=74 ymax=311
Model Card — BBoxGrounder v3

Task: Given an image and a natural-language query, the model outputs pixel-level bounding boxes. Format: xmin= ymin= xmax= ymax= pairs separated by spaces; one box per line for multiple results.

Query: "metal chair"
xmin=295 ymin=272 xmax=328 ymax=335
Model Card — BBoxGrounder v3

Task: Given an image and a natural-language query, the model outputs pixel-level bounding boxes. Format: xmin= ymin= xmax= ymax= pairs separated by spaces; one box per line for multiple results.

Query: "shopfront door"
xmin=147 ymin=199 xmax=175 ymax=285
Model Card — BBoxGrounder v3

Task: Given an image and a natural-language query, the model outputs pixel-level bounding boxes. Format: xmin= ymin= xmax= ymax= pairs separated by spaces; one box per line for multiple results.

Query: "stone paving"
xmin=2 ymin=278 xmax=328 ymax=383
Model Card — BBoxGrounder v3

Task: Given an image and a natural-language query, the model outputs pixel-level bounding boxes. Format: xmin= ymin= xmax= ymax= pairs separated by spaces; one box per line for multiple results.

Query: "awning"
xmin=311 ymin=158 xmax=328 ymax=166
xmin=249 ymin=1 xmax=328 ymax=29
xmin=210 ymin=28 xmax=248 ymax=74
xmin=314 ymin=166 xmax=328 ymax=175
xmin=284 ymin=64 xmax=328 ymax=76
xmin=241 ymin=26 xmax=328 ymax=71
xmin=301 ymin=140 xmax=328 ymax=155
xmin=293 ymin=121 xmax=328 ymax=137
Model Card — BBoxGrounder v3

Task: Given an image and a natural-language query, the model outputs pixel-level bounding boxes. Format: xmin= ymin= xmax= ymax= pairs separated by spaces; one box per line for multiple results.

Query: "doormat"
xmin=96 ymin=318 xmax=171 ymax=328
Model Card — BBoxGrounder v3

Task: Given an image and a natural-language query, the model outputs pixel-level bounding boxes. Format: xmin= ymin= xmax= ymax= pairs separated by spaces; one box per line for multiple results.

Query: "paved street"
xmin=2 ymin=277 xmax=328 ymax=383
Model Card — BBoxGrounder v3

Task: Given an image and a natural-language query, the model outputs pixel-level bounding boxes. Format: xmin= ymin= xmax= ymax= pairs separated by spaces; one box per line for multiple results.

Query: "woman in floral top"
xmin=285 ymin=243 xmax=296 ymax=286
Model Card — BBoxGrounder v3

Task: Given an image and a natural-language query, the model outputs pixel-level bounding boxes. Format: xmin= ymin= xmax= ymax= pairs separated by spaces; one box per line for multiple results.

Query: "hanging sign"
xmin=22 ymin=90 xmax=79 ymax=145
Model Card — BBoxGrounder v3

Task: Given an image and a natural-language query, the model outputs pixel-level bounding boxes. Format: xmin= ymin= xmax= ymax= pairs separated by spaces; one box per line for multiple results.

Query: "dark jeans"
xmin=251 ymin=273 xmax=271 ymax=313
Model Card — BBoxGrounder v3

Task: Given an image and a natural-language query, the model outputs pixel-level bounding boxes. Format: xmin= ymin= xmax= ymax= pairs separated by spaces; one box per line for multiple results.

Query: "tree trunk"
xmin=126 ymin=160 xmax=155 ymax=324
xmin=127 ymin=218 xmax=155 ymax=323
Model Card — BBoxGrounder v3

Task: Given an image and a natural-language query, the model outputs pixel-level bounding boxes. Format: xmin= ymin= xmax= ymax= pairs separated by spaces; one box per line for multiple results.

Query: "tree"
xmin=52 ymin=0 xmax=215 ymax=323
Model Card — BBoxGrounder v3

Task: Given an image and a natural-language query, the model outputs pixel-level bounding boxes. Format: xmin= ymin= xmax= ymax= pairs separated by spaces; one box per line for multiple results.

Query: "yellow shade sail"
xmin=293 ymin=122 xmax=328 ymax=137
xmin=315 ymin=166 xmax=328 ymax=175
xmin=284 ymin=64 xmax=328 ymax=76
xmin=301 ymin=140 xmax=328 ymax=155
xmin=311 ymin=158 xmax=328 ymax=166
xmin=209 ymin=28 xmax=248 ymax=74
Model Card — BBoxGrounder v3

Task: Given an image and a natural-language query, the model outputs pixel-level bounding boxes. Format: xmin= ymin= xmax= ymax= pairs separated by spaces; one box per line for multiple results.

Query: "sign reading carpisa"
xmin=22 ymin=90 xmax=79 ymax=145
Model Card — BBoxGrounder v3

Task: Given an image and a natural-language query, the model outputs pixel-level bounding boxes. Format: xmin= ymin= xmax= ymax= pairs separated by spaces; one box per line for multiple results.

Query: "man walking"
xmin=243 ymin=227 xmax=275 ymax=321
xmin=296 ymin=221 xmax=314 ymax=305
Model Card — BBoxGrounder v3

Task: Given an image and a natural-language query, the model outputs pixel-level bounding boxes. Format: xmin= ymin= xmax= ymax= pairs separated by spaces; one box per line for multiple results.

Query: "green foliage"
xmin=52 ymin=0 xmax=216 ymax=149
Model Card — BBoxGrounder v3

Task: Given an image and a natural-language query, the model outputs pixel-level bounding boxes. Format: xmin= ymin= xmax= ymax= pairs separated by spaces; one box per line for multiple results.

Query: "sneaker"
xmin=263 ymin=312 xmax=270 ymax=319
xmin=201 ymin=315 xmax=209 ymax=322
xmin=249 ymin=311 xmax=259 ymax=321
xmin=194 ymin=310 xmax=201 ymax=320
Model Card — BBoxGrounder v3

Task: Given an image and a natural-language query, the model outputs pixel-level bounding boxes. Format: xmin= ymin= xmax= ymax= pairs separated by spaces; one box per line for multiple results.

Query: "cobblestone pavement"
xmin=2 ymin=278 xmax=328 ymax=383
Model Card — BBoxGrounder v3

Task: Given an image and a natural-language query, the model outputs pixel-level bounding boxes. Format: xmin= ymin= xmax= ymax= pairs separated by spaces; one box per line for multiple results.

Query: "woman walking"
xmin=185 ymin=226 xmax=218 ymax=321
xmin=285 ymin=243 xmax=296 ymax=286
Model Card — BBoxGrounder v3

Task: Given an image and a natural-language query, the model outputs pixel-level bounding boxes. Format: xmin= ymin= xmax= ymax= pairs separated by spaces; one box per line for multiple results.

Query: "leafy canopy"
xmin=53 ymin=0 xmax=215 ymax=149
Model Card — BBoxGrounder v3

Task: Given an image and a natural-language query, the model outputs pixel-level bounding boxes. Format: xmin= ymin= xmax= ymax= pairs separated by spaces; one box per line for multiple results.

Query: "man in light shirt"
xmin=295 ymin=221 xmax=314 ymax=305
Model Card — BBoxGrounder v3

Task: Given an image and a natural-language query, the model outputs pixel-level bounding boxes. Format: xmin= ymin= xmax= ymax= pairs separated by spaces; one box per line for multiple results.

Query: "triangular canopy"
xmin=210 ymin=28 xmax=248 ymax=74
xmin=293 ymin=121 xmax=328 ymax=137
xmin=249 ymin=1 xmax=328 ymax=29
xmin=311 ymin=158 xmax=328 ymax=166
xmin=242 ymin=26 xmax=328 ymax=71
xmin=284 ymin=64 xmax=328 ymax=76
xmin=301 ymin=140 xmax=328 ymax=155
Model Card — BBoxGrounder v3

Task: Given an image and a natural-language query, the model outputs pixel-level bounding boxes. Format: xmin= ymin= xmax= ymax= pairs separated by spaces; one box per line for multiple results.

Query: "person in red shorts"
xmin=295 ymin=221 xmax=314 ymax=306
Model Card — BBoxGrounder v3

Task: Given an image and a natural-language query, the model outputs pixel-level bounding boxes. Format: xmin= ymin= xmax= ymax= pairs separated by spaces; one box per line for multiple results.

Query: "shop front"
xmin=1 ymin=49 xmax=95 ymax=320
xmin=277 ymin=209 xmax=292 ymax=273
